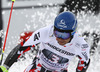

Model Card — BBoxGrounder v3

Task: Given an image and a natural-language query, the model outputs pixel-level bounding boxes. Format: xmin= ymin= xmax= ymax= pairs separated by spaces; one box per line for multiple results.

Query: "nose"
xmin=56 ymin=37 xmax=64 ymax=41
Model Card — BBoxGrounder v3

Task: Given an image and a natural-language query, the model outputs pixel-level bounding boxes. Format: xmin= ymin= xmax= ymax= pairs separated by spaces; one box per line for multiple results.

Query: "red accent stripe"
xmin=18 ymin=54 xmax=21 ymax=59
xmin=32 ymin=45 xmax=35 ymax=47
xmin=23 ymin=47 xmax=31 ymax=54
xmin=37 ymin=63 xmax=42 ymax=67
xmin=29 ymin=69 xmax=36 ymax=72
xmin=81 ymin=61 xmax=84 ymax=64
xmin=19 ymin=32 xmax=33 ymax=46
xmin=77 ymin=60 xmax=84 ymax=71
xmin=20 ymin=32 xmax=33 ymax=41
xmin=77 ymin=66 xmax=84 ymax=71
xmin=18 ymin=47 xmax=31 ymax=59
xmin=20 ymin=41 xmax=24 ymax=46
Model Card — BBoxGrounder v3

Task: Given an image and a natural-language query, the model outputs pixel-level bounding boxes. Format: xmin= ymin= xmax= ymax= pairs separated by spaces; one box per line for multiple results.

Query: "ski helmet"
xmin=54 ymin=11 xmax=77 ymax=35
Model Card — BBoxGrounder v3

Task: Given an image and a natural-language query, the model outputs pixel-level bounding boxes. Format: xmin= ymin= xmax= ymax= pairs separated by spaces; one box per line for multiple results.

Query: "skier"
xmin=0 ymin=11 xmax=90 ymax=72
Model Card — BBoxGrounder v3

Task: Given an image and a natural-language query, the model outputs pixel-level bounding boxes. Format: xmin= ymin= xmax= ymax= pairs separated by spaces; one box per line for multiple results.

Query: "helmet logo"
xmin=57 ymin=19 xmax=67 ymax=29
xmin=60 ymin=19 xmax=66 ymax=25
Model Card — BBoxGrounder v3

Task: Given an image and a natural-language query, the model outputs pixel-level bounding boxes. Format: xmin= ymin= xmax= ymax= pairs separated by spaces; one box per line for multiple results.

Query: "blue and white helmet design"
xmin=54 ymin=11 xmax=77 ymax=35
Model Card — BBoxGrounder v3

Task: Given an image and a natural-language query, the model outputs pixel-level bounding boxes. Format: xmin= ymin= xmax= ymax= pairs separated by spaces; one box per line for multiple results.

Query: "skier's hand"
xmin=0 ymin=66 xmax=8 ymax=72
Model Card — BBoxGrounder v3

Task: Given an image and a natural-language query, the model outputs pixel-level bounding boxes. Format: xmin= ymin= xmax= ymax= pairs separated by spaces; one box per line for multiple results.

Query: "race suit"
xmin=3 ymin=25 xmax=90 ymax=72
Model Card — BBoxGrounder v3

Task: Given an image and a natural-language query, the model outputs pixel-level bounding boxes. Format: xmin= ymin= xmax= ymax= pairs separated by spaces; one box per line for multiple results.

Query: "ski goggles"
xmin=54 ymin=30 xmax=71 ymax=39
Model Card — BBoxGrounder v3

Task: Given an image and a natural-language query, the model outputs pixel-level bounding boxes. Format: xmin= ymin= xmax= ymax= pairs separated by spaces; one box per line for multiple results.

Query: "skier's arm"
xmin=0 ymin=42 xmax=34 ymax=72
xmin=76 ymin=55 xmax=90 ymax=72
xmin=0 ymin=41 xmax=33 ymax=72
xmin=1 ymin=30 xmax=41 ymax=70
xmin=76 ymin=43 xmax=90 ymax=72
xmin=3 ymin=43 xmax=34 ymax=69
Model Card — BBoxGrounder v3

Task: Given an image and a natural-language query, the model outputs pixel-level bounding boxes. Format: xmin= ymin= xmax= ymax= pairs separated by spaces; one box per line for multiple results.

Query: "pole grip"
xmin=12 ymin=0 xmax=15 ymax=2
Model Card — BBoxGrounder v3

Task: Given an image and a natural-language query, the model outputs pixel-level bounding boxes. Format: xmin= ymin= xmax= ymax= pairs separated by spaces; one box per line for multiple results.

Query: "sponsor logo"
xmin=81 ymin=44 xmax=88 ymax=49
xmin=57 ymin=19 xmax=67 ymax=29
xmin=41 ymin=54 xmax=65 ymax=68
xmin=60 ymin=19 xmax=66 ymax=25
xmin=46 ymin=43 xmax=75 ymax=56
xmin=34 ymin=32 xmax=40 ymax=41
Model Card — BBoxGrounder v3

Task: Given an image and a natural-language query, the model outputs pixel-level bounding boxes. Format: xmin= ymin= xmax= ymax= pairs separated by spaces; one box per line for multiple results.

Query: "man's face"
xmin=56 ymin=37 xmax=71 ymax=46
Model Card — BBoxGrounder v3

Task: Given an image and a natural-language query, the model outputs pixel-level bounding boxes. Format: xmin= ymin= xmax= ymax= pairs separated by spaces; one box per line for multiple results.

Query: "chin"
xmin=58 ymin=42 xmax=66 ymax=46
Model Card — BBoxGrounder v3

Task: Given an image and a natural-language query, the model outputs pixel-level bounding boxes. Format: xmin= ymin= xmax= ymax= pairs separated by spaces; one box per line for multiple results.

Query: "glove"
xmin=0 ymin=66 xmax=8 ymax=72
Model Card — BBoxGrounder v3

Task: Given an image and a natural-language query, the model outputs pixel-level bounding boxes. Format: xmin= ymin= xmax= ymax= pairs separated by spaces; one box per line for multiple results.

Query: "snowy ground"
xmin=1 ymin=0 xmax=100 ymax=72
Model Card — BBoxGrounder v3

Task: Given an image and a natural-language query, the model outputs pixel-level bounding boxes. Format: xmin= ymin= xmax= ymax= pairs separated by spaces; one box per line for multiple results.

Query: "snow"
xmin=1 ymin=0 xmax=100 ymax=72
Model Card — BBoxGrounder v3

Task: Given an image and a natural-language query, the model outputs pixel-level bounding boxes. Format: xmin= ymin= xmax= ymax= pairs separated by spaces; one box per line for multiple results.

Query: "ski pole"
xmin=0 ymin=0 xmax=15 ymax=65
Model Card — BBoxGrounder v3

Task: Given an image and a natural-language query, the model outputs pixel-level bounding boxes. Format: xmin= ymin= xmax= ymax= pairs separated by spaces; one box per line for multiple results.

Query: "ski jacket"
xmin=4 ymin=25 xmax=90 ymax=72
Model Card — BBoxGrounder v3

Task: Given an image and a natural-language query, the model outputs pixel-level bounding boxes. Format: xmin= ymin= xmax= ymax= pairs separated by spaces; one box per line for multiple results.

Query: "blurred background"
xmin=0 ymin=0 xmax=100 ymax=72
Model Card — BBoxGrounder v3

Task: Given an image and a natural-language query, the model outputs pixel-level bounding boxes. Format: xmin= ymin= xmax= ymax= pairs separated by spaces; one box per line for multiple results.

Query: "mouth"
xmin=56 ymin=37 xmax=71 ymax=46
xmin=58 ymin=41 xmax=66 ymax=45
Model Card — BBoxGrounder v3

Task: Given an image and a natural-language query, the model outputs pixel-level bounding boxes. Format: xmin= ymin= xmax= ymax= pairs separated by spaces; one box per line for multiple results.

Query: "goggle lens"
xmin=54 ymin=31 xmax=71 ymax=39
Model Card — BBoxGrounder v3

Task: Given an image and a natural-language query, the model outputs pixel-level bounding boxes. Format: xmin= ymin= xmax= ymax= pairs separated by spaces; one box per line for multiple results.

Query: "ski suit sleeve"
xmin=76 ymin=38 xmax=90 ymax=72
xmin=3 ymin=30 xmax=42 ymax=70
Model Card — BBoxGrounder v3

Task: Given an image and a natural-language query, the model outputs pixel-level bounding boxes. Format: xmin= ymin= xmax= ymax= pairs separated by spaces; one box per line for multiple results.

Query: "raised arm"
xmin=0 ymin=30 xmax=41 ymax=71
